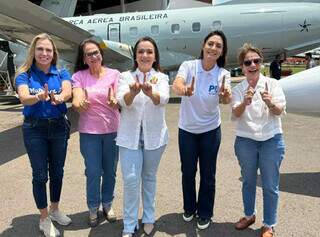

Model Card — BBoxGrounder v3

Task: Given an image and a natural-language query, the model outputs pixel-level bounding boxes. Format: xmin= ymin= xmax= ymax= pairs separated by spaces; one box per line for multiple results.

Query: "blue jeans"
xmin=80 ymin=133 xmax=118 ymax=210
xmin=178 ymin=127 xmax=221 ymax=219
xmin=234 ymin=134 xmax=285 ymax=226
xmin=119 ymin=142 xmax=166 ymax=234
xmin=22 ymin=117 xmax=70 ymax=209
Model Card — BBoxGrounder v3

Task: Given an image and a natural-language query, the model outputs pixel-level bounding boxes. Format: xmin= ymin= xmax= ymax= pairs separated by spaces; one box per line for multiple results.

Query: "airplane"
xmin=0 ymin=0 xmax=320 ymax=71
xmin=0 ymin=0 xmax=78 ymax=95
xmin=0 ymin=0 xmax=320 ymax=116
xmin=279 ymin=66 xmax=320 ymax=117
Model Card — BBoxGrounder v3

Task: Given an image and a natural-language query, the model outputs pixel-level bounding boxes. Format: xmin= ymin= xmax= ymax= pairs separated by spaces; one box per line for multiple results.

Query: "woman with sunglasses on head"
xmin=15 ymin=33 xmax=72 ymax=237
xmin=172 ymin=30 xmax=231 ymax=230
xmin=116 ymin=36 xmax=169 ymax=237
xmin=72 ymin=39 xmax=120 ymax=227
xmin=232 ymin=43 xmax=286 ymax=237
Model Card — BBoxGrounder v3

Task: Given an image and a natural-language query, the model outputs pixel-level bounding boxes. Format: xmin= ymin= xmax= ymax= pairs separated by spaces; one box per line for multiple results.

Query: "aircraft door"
xmin=107 ymin=23 xmax=121 ymax=42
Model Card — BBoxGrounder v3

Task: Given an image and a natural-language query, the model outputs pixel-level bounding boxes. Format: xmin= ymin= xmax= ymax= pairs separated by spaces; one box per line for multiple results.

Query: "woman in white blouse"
xmin=232 ymin=43 xmax=286 ymax=237
xmin=116 ymin=36 xmax=169 ymax=237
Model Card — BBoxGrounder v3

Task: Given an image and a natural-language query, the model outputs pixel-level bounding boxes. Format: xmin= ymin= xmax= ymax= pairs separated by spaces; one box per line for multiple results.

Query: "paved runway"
xmin=0 ymin=101 xmax=319 ymax=237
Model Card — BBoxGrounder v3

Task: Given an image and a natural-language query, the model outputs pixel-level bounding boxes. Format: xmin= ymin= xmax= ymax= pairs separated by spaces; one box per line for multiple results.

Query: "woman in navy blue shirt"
xmin=15 ymin=33 xmax=72 ymax=237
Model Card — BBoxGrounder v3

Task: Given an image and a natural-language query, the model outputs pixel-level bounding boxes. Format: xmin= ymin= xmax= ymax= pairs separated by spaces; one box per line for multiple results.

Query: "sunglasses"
xmin=243 ymin=58 xmax=262 ymax=67
xmin=85 ymin=50 xmax=100 ymax=58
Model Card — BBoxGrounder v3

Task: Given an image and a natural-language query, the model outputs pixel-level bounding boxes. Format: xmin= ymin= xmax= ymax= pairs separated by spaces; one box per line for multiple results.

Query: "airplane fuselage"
xmin=65 ymin=3 xmax=320 ymax=69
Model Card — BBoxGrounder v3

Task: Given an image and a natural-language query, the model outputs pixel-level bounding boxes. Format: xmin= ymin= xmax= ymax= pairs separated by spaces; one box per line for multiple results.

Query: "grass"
xmin=262 ymin=64 xmax=305 ymax=76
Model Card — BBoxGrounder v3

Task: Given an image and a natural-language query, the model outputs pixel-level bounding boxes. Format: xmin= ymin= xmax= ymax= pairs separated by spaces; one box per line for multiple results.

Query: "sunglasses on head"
xmin=85 ymin=50 xmax=100 ymax=58
xmin=243 ymin=58 xmax=262 ymax=67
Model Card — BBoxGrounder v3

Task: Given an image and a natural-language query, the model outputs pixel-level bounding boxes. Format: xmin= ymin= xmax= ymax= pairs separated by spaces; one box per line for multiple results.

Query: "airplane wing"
xmin=0 ymin=0 xmax=132 ymax=71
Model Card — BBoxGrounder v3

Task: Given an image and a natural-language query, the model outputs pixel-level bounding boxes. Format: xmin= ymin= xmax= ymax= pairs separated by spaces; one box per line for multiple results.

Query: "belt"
xmin=24 ymin=116 xmax=64 ymax=123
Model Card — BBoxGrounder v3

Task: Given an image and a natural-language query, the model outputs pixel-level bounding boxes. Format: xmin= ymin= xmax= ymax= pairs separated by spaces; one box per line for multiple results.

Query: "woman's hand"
xmin=260 ymin=82 xmax=273 ymax=107
xmin=129 ymin=75 xmax=142 ymax=96
xmin=78 ymin=88 xmax=90 ymax=112
xmin=36 ymin=83 xmax=50 ymax=101
xmin=50 ymin=92 xmax=64 ymax=105
xmin=219 ymin=76 xmax=232 ymax=104
xmin=141 ymin=74 xmax=153 ymax=97
xmin=184 ymin=76 xmax=195 ymax=97
xmin=107 ymin=86 xmax=120 ymax=109
xmin=244 ymin=85 xmax=255 ymax=106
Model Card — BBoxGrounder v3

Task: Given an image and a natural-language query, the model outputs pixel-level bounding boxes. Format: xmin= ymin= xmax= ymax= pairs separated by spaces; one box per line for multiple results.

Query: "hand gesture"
xmin=260 ymin=82 xmax=273 ymax=107
xmin=129 ymin=75 xmax=142 ymax=96
xmin=50 ymin=91 xmax=64 ymax=105
xmin=36 ymin=83 xmax=50 ymax=101
xmin=141 ymin=73 xmax=153 ymax=97
xmin=185 ymin=76 xmax=195 ymax=97
xmin=219 ymin=75 xmax=231 ymax=98
xmin=79 ymin=88 xmax=90 ymax=112
xmin=244 ymin=85 xmax=255 ymax=106
xmin=107 ymin=86 xmax=119 ymax=109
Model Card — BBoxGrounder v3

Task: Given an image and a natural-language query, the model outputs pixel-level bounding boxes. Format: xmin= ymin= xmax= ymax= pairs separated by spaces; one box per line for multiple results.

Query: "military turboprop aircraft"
xmin=1 ymin=0 xmax=320 ymax=71
xmin=1 ymin=0 xmax=320 ymax=115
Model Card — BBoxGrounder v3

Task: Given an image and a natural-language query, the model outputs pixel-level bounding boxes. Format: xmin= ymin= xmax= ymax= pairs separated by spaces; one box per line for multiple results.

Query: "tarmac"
xmin=0 ymin=98 xmax=319 ymax=237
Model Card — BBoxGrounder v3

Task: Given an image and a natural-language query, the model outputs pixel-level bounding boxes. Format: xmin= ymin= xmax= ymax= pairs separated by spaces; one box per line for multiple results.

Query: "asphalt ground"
xmin=0 ymin=100 xmax=319 ymax=237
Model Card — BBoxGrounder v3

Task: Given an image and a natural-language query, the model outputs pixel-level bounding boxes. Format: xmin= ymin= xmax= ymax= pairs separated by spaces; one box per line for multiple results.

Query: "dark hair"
xmin=74 ymin=38 xmax=104 ymax=72
xmin=199 ymin=30 xmax=228 ymax=67
xmin=305 ymin=52 xmax=312 ymax=58
xmin=132 ymin=36 xmax=160 ymax=71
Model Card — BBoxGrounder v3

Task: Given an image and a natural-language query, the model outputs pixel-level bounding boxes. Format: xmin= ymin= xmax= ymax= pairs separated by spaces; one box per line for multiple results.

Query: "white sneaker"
xmin=103 ymin=206 xmax=116 ymax=222
xmin=39 ymin=217 xmax=60 ymax=237
xmin=122 ymin=233 xmax=132 ymax=237
xmin=49 ymin=209 xmax=72 ymax=226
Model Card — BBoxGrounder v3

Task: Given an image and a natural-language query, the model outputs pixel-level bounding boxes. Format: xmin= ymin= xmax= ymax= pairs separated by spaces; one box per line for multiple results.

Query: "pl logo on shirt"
xmin=208 ymin=84 xmax=218 ymax=95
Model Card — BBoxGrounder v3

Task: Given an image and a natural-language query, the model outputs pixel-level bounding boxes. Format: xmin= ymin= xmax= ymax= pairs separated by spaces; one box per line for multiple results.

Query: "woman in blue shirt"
xmin=15 ymin=33 xmax=72 ymax=237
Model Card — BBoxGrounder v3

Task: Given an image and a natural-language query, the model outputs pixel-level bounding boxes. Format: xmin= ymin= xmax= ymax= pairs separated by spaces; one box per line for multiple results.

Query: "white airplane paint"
xmin=1 ymin=1 xmax=320 ymax=70
xmin=279 ymin=66 xmax=320 ymax=116
xmin=63 ymin=2 xmax=320 ymax=69
xmin=0 ymin=0 xmax=320 ymax=115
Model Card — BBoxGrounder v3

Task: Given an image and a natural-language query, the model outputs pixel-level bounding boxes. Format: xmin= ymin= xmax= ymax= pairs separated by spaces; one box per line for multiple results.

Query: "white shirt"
xmin=231 ymin=74 xmax=286 ymax=141
xmin=177 ymin=59 xmax=231 ymax=134
xmin=116 ymin=68 xmax=169 ymax=150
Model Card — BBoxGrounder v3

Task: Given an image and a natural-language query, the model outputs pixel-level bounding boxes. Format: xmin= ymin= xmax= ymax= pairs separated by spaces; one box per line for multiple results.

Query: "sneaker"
xmin=122 ymin=233 xmax=132 ymax=237
xmin=39 ymin=217 xmax=60 ymax=237
xmin=88 ymin=209 xmax=99 ymax=227
xmin=197 ymin=218 xmax=211 ymax=230
xmin=182 ymin=212 xmax=195 ymax=222
xmin=103 ymin=206 xmax=116 ymax=222
xmin=49 ymin=209 xmax=72 ymax=226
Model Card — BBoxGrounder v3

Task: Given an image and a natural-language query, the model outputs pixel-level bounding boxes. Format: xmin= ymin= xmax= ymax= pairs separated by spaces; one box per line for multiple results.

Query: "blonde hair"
xmin=238 ymin=43 xmax=263 ymax=65
xmin=16 ymin=33 xmax=59 ymax=77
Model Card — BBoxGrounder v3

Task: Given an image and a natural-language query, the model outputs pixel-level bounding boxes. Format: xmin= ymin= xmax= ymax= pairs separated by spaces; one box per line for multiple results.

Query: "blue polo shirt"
xmin=15 ymin=64 xmax=71 ymax=118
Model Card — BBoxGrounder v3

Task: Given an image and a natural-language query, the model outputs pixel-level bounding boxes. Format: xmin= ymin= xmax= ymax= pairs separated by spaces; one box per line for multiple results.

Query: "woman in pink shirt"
xmin=72 ymin=39 xmax=120 ymax=227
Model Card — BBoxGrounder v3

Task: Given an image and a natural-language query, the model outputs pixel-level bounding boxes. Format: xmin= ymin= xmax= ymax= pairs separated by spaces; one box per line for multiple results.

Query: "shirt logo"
xmin=208 ymin=84 xmax=218 ymax=95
